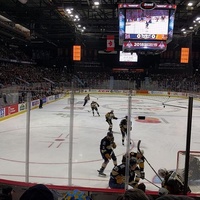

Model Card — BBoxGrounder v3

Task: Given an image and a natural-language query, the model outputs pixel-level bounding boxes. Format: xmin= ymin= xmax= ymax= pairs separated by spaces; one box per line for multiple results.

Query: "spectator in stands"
xmin=62 ymin=189 xmax=92 ymax=200
xmin=117 ymin=188 xmax=149 ymax=200
xmin=3 ymin=94 xmax=7 ymax=104
xmin=156 ymin=195 xmax=195 ymax=200
xmin=0 ymin=186 xmax=14 ymax=200
xmin=19 ymin=184 xmax=54 ymax=200
xmin=137 ymin=183 xmax=154 ymax=200
xmin=137 ymin=183 xmax=146 ymax=192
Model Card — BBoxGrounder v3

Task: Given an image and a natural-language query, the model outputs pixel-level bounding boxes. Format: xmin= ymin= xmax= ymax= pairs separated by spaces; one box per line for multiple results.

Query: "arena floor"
xmin=0 ymin=93 xmax=200 ymax=193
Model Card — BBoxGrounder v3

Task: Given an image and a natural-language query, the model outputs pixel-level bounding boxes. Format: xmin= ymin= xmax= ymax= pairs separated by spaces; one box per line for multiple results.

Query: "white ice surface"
xmin=0 ymin=94 xmax=200 ymax=192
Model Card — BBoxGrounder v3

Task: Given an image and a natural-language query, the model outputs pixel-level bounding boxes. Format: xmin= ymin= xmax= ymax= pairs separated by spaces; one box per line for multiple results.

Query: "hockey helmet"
xmin=129 ymin=158 xmax=137 ymax=166
xmin=158 ymin=168 xmax=167 ymax=178
xmin=125 ymin=116 xmax=128 ymax=119
xmin=110 ymin=110 xmax=114 ymax=113
xmin=107 ymin=132 xmax=113 ymax=138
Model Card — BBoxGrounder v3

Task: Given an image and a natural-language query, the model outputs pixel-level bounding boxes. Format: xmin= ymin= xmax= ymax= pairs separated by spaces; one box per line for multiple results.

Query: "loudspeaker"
xmin=138 ymin=116 xmax=145 ymax=120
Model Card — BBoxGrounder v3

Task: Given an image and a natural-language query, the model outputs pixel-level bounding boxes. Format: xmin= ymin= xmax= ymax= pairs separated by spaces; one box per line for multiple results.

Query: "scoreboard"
xmin=118 ymin=2 xmax=176 ymax=53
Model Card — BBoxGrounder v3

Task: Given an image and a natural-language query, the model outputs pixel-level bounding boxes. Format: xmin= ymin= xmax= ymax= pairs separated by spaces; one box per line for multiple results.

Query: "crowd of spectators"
xmin=148 ymin=73 xmax=200 ymax=92
xmin=1 ymin=42 xmax=200 ymax=107
xmin=1 ymin=61 xmax=200 ymax=92
xmin=0 ymin=44 xmax=29 ymax=61
xmin=0 ymin=184 xmax=196 ymax=200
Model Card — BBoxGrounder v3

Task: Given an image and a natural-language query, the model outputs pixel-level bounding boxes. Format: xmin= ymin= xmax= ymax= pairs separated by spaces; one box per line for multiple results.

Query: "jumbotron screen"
xmin=119 ymin=3 xmax=176 ymax=45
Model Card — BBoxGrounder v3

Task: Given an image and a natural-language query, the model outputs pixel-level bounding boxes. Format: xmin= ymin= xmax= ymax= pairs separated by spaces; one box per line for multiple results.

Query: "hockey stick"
xmin=137 ymin=140 xmax=163 ymax=182
xmin=144 ymin=178 xmax=161 ymax=189
xmin=162 ymin=96 xmax=170 ymax=108
xmin=162 ymin=96 xmax=170 ymax=104
xmin=163 ymin=103 xmax=187 ymax=109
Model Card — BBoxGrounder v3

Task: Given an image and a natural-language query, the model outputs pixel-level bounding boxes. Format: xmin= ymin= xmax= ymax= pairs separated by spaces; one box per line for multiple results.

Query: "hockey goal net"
xmin=177 ymin=151 xmax=200 ymax=193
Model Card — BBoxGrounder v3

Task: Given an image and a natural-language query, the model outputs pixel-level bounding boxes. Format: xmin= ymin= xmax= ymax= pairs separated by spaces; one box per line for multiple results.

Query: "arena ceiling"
xmin=0 ymin=0 xmax=200 ymax=49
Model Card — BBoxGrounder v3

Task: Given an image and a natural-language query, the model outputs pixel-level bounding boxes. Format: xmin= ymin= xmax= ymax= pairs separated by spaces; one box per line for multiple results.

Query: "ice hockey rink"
xmin=1 ymin=93 xmax=200 ymax=193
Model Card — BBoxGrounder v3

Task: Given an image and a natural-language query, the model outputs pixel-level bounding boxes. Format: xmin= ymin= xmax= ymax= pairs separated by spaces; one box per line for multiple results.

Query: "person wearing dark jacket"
xmin=98 ymin=131 xmax=117 ymax=176
xmin=0 ymin=186 xmax=13 ymax=200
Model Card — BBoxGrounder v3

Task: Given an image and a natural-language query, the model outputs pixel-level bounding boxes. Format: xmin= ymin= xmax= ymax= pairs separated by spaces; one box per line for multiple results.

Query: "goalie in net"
xmin=158 ymin=168 xmax=191 ymax=195
xmin=177 ymin=151 xmax=200 ymax=182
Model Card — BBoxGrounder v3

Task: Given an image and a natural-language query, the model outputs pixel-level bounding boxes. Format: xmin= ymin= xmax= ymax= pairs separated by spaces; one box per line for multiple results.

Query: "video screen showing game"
xmin=119 ymin=4 xmax=176 ymax=45
xmin=125 ymin=9 xmax=169 ymax=40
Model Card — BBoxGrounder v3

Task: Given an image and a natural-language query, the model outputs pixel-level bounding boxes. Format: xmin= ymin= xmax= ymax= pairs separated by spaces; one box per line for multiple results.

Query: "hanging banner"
xmin=107 ymin=35 xmax=115 ymax=51
xmin=180 ymin=48 xmax=189 ymax=63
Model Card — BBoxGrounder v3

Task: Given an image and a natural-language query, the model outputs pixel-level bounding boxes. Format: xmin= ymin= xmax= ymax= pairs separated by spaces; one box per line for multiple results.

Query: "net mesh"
xmin=177 ymin=151 xmax=200 ymax=193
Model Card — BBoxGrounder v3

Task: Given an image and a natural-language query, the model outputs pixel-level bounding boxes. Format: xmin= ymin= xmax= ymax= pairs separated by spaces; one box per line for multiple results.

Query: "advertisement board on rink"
xmin=0 ymin=108 xmax=5 ymax=118
xmin=19 ymin=103 xmax=27 ymax=112
xmin=31 ymin=99 xmax=40 ymax=107
xmin=5 ymin=104 xmax=18 ymax=116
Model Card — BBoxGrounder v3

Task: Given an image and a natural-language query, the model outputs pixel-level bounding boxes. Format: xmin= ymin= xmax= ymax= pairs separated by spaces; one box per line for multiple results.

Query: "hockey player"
xmin=83 ymin=94 xmax=90 ymax=106
xmin=145 ymin=20 xmax=149 ymax=29
xmin=158 ymin=168 xmax=191 ymax=195
xmin=90 ymin=101 xmax=100 ymax=116
xmin=122 ymin=150 xmax=145 ymax=180
xmin=119 ymin=116 xmax=132 ymax=145
xmin=98 ymin=132 xmax=117 ymax=176
xmin=109 ymin=158 xmax=140 ymax=189
xmin=105 ymin=110 xmax=118 ymax=131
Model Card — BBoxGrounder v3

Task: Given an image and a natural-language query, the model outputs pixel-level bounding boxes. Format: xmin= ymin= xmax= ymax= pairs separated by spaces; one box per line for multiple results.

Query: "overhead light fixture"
xmin=187 ymin=2 xmax=193 ymax=6
xmin=65 ymin=7 xmax=86 ymax=32
xmin=94 ymin=1 xmax=100 ymax=6
xmin=93 ymin=0 xmax=100 ymax=8
xmin=66 ymin=8 xmax=73 ymax=14
xmin=75 ymin=15 xmax=79 ymax=19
